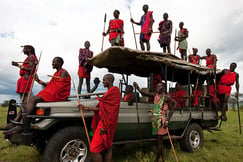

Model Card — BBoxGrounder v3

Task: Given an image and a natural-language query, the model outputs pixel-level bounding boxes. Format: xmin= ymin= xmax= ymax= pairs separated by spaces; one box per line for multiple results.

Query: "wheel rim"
xmin=189 ymin=130 xmax=200 ymax=149
xmin=60 ymin=139 xmax=87 ymax=162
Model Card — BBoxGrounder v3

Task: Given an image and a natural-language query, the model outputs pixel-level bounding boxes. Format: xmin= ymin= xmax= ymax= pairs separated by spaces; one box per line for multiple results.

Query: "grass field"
xmin=0 ymin=106 xmax=242 ymax=162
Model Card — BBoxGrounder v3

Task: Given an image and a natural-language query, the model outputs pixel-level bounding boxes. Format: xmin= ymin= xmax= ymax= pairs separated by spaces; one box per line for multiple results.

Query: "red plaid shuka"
xmin=218 ymin=70 xmax=236 ymax=96
xmin=91 ymin=86 xmax=121 ymax=148
xmin=141 ymin=11 xmax=153 ymax=41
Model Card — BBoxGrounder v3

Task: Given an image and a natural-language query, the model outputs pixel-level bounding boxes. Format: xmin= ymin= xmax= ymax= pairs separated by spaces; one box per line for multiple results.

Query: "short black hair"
xmin=54 ymin=57 xmax=64 ymax=66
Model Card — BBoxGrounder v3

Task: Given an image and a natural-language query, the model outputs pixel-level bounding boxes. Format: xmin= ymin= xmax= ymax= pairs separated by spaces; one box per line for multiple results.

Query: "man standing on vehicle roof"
xmin=217 ymin=63 xmax=239 ymax=121
xmin=188 ymin=48 xmax=200 ymax=64
xmin=158 ymin=12 xmax=173 ymax=53
xmin=2 ymin=57 xmax=71 ymax=135
xmin=131 ymin=4 xmax=154 ymax=51
xmin=201 ymin=48 xmax=217 ymax=69
xmin=103 ymin=10 xmax=124 ymax=46
xmin=78 ymin=41 xmax=93 ymax=94
xmin=79 ymin=74 xmax=121 ymax=162
xmin=172 ymin=83 xmax=188 ymax=108
xmin=175 ymin=22 xmax=188 ymax=60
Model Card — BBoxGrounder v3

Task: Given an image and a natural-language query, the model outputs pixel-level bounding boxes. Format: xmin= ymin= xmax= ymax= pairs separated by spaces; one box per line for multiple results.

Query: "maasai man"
xmin=131 ymin=4 xmax=154 ymax=51
xmin=175 ymin=22 xmax=188 ymax=60
xmin=172 ymin=83 xmax=188 ymax=108
xmin=0 ymin=45 xmax=38 ymax=130
xmin=217 ymin=63 xmax=239 ymax=121
xmin=191 ymin=85 xmax=202 ymax=108
xmin=201 ymin=48 xmax=217 ymax=69
xmin=124 ymin=85 xmax=133 ymax=101
xmin=3 ymin=57 xmax=71 ymax=134
xmin=79 ymin=74 xmax=121 ymax=162
xmin=133 ymin=82 xmax=174 ymax=162
xmin=103 ymin=10 xmax=124 ymax=46
xmin=12 ymin=45 xmax=38 ymax=103
xmin=78 ymin=41 xmax=93 ymax=94
xmin=158 ymin=12 xmax=173 ymax=53
xmin=188 ymin=48 xmax=200 ymax=64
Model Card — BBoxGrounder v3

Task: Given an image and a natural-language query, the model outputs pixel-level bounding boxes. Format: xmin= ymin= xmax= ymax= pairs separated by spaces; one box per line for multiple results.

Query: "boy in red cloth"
xmin=3 ymin=57 xmax=71 ymax=134
xmin=188 ymin=48 xmax=200 ymax=64
xmin=201 ymin=48 xmax=217 ymax=69
xmin=123 ymin=85 xmax=133 ymax=101
xmin=79 ymin=74 xmax=121 ymax=162
xmin=172 ymin=83 xmax=188 ymax=108
xmin=217 ymin=63 xmax=239 ymax=121
xmin=131 ymin=4 xmax=154 ymax=51
xmin=103 ymin=10 xmax=124 ymax=46
xmin=78 ymin=41 xmax=93 ymax=94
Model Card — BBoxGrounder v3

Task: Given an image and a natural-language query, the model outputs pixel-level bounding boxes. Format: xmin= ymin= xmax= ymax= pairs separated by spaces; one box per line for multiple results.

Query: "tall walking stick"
xmin=174 ymin=29 xmax=177 ymax=55
xmin=134 ymin=88 xmax=143 ymax=150
xmin=26 ymin=51 xmax=42 ymax=104
xmin=167 ymin=130 xmax=179 ymax=162
xmin=72 ymin=80 xmax=91 ymax=144
xmin=237 ymin=97 xmax=242 ymax=134
xmin=129 ymin=9 xmax=138 ymax=50
xmin=101 ymin=13 xmax=107 ymax=52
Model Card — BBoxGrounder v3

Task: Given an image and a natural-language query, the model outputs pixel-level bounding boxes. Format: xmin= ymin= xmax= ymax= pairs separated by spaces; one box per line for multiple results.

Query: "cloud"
xmin=0 ymin=0 xmax=243 ymax=102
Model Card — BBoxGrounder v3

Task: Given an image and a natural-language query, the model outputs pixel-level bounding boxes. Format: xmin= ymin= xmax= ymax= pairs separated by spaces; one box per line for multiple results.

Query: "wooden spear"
xmin=72 ymin=79 xmax=91 ymax=144
xmin=101 ymin=13 xmax=107 ymax=52
xmin=129 ymin=9 xmax=138 ymax=50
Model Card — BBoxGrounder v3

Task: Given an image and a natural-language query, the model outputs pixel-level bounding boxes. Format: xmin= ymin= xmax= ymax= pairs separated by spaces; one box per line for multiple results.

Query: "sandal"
xmin=0 ymin=123 xmax=14 ymax=130
xmin=3 ymin=126 xmax=23 ymax=135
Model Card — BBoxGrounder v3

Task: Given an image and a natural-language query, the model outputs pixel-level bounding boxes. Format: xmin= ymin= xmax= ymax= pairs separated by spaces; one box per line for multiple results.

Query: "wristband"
xmin=165 ymin=120 xmax=168 ymax=124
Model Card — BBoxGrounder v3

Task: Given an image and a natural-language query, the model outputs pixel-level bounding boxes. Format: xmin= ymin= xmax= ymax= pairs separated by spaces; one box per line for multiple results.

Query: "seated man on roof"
xmin=171 ymin=83 xmax=189 ymax=108
xmin=3 ymin=57 xmax=71 ymax=135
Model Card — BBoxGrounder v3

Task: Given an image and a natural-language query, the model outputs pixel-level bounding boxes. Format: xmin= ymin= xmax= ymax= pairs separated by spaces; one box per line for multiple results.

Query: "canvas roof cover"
xmin=90 ymin=47 xmax=221 ymax=84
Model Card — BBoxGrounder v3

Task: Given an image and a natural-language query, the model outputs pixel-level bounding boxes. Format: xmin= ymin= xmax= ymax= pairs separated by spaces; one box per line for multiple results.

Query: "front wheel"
xmin=179 ymin=123 xmax=204 ymax=152
xmin=43 ymin=126 xmax=91 ymax=162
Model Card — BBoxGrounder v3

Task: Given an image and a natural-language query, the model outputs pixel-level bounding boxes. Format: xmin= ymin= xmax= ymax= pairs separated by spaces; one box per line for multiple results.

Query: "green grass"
xmin=0 ymin=106 xmax=242 ymax=162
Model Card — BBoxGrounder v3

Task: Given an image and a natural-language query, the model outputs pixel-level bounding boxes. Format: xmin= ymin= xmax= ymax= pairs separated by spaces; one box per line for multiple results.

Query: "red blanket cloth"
xmin=218 ymin=70 xmax=236 ymax=95
xmin=141 ymin=11 xmax=153 ymax=41
xmin=189 ymin=55 xmax=199 ymax=64
xmin=192 ymin=89 xmax=201 ymax=106
xmin=91 ymin=86 xmax=121 ymax=148
xmin=17 ymin=55 xmax=38 ymax=94
xmin=124 ymin=92 xmax=133 ymax=101
xmin=206 ymin=54 xmax=216 ymax=68
xmin=172 ymin=89 xmax=187 ymax=108
xmin=37 ymin=68 xmax=71 ymax=101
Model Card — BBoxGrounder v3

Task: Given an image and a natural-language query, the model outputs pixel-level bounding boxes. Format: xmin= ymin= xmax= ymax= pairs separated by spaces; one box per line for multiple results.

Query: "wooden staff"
xmin=72 ymin=80 xmax=91 ymax=144
xmin=134 ymin=87 xmax=143 ymax=150
xmin=174 ymin=29 xmax=177 ymax=55
xmin=129 ymin=9 xmax=138 ymax=50
xmin=237 ymin=97 xmax=242 ymax=134
xmin=47 ymin=74 xmax=62 ymax=79
xmin=167 ymin=130 xmax=179 ymax=162
xmin=26 ymin=52 xmax=42 ymax=104
xmin=101 ymin=13 xmax=107 ymax=52
xmin=135 ymin=31 xmax=160 ymax=35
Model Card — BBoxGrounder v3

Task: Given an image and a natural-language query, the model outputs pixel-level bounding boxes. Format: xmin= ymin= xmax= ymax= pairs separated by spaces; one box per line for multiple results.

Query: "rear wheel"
xmin=179 ymin=123 xmax=204 ymax=152
xmin=43 ymin=126 xmax=91 ymax=162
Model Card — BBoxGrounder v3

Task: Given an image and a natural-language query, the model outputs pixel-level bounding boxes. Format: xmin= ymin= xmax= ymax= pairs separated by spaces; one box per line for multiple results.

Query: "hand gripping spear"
xmin=72 ymin=79 xmax=91 ymax=144
xmin=101 ymin=13 xmax=107 ymax=52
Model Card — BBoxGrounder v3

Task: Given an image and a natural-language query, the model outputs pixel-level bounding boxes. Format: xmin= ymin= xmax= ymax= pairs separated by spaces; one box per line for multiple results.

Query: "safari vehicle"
xmin=3 ymin=47 xmax=222 ymax=162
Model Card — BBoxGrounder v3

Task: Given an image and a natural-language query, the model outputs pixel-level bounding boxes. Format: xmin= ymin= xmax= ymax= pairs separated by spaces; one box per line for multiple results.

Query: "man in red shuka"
xmin=12 ymin=45 xmax=38 ymax=103
xmin=188 ymin=48 xmax=200 ymax=64
xmin=217 ymin=63 xmax=239 ymax=121
xmin=201 ymin=48 xmax=217 ymax=69
xmin=172 ymin=83 xmax=188 ymax=108
xmin=78 ymin=41 xmax=93 ymax=94
xmin=79 ymin=74 xmax=121 ymax=162
xmin=131 ymin=4 xmax=154 ymax=51
xmin=103 ymin=10 xmax=124 ymax=46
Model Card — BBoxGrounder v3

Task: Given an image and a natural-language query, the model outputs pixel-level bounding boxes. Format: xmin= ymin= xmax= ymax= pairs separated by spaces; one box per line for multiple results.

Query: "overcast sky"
xmin=0 ymin=0 xmax=243 ymax=103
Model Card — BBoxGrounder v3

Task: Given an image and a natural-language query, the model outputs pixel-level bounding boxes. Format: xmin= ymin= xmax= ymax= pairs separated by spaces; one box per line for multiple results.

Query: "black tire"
xmin=179 ymin=123 xmax=204 ymax=152
xmin=43 ymin=126 xmax=91 ymax=162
